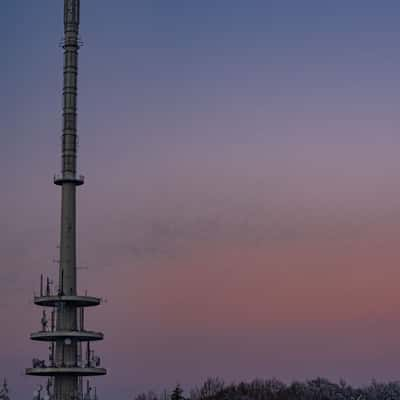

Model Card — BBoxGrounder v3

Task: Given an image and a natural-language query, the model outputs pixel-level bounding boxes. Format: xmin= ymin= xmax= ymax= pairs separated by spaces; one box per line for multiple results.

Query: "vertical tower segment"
xmin=59 ymin=0 xmax=81 ymax=301
xmin=63 ymin=0 xmax=79 ymax=178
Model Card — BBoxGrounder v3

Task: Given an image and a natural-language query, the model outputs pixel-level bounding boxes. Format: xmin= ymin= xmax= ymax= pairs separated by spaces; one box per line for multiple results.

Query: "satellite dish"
xmin=64 ymin=338 xmax=72 ymax=345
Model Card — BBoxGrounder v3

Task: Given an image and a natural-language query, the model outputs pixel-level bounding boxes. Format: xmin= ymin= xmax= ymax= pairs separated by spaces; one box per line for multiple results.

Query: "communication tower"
xmin=26 ymin=2 xmax=106 ymax=399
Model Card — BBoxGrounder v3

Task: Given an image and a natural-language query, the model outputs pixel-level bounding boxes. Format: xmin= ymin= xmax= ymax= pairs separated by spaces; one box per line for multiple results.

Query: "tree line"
xmin=134 ymin=377 xmax=400 ymax=400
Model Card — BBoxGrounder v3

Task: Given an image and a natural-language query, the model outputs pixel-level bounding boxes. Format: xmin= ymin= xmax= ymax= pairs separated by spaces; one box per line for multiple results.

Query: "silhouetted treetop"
xmin=133 ymin=377 xmax=400 ymax=400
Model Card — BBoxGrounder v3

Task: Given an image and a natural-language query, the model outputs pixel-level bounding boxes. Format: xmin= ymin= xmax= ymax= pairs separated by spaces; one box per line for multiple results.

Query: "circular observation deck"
xmin=34 ymin=295 xmax=101 ymax=308
xmin=31 ymin=330 xmax=103 ymax=342
xmin=54 ymin=174 xmax=84 ymax=186
xmin=26 ymin=367 xmax=106 ymax=377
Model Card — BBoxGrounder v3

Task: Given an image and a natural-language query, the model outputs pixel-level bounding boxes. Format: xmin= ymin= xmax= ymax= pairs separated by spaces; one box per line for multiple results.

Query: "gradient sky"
xmin=3 ymin=1 xmax=400 ymax=398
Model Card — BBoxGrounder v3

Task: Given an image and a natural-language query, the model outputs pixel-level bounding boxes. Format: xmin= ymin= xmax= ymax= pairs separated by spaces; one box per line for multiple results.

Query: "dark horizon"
xmin=134 ymin=377 xmax=400 ymax=400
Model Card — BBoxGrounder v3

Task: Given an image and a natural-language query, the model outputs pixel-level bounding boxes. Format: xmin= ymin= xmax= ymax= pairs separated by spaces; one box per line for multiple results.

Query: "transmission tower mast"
xmin=26 ymin=2 xmax=106 ymax=399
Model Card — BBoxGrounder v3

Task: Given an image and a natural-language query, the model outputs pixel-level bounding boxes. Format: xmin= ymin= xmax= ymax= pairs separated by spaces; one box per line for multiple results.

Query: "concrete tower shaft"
xmin=56 ymin=1 xmax=81 ymax=397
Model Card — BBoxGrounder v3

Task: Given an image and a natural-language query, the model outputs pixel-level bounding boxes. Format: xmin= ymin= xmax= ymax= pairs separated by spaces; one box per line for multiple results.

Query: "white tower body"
xmin=26 ymin=2 xmax=106 ymax=399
